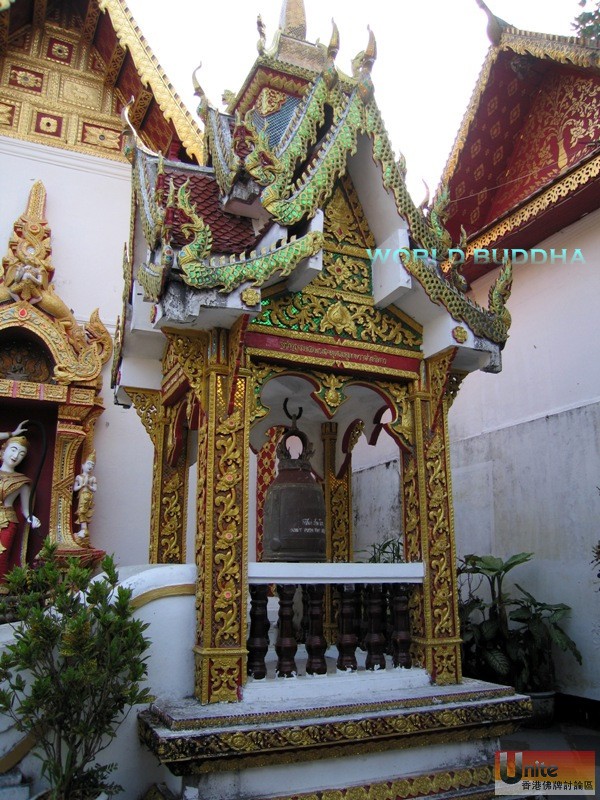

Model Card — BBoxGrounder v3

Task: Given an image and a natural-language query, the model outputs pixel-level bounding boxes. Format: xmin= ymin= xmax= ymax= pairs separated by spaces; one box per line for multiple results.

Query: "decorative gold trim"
xmin=267 ymin=764 xmax=494 ymax=800
xmin=248 ymin=316 xmax=422 ymax=360
xmin=139 ymin=693 xmax=531 ymax=772
xmin=151 ymin=684 xmax=521 ymax=730
xmin=0 ymin=733 xmax=37 ymax=774
xmin=97 ymin=0 xmax=204 ymax=164
xmin=446 ymin=154 xmax=600 ymax=267
xmin=246 ymin=347 xmax=418 ymax=380
xmin=130 ymin=584 xmax=195 ymax=610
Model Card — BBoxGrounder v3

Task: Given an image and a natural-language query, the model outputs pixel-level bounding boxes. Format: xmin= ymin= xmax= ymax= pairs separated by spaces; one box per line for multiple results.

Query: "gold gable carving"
xmin=0 ymin=181 xmax=112 ymax=558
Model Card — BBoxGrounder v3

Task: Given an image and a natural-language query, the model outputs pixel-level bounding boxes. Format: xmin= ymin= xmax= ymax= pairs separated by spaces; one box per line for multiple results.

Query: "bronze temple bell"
xmin=262 ymin=402 xmax=326 ymax=562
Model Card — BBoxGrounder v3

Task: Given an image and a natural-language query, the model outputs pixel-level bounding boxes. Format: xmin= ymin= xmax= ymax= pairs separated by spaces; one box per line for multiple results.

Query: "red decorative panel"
xmin=34 ymin=111 xmax=63 ymax=137
xmin=163 ymin=166 xmax=257 ymax=253
xmin=46 ymin=38 xmax=74 ymax=65
xmin=141 ymin=99 xmax=173 ymax=155
xmin=8 ymin=65 xmax=43 ymax=93
xmin=91 ymin=11 xmax=117 ymax=64
xmin=445 ymin=51 xmax=549 ymax=240
xmin=115 ymin=52 xmax=142 ymax=104
xmin=255 ymin=427 xmax=282 ymax=561
xmin=81 ymin=122 xmax=122 ymax=151
xmin=89 ymin=51 xmax=105 ymax=74
xmin=486 ymin=68 xmax=600 ymax=222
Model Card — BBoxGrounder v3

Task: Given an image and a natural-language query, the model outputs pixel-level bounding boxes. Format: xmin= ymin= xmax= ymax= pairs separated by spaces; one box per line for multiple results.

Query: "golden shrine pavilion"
xmin=0 ymin=0 xmax=542 ymax=797
xmin=110 ymin=0 xmax=527 ymax=796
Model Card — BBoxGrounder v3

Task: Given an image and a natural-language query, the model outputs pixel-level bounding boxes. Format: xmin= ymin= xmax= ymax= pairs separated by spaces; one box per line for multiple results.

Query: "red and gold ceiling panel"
xmin=1 ymin=0 xmax=203 ymax=164
xmin=114 ymin=50 xmax=141 ymax=102
xmin=89 ymin=6 xmax=116 ymax=66
xmin=486 ymin=67 xmax=600 ymax=222
xmin=0 ymin=1 xmax=125 ymax=160
xmin=445 ymin=51 xmax=550 ymax=240
xmin=141 ymin=100 xmax=174 ymax=157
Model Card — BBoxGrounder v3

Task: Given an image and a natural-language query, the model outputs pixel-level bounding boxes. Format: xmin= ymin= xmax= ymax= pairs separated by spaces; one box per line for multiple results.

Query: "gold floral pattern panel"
xmin=0 ymin=21 xmax=125 ymax=159
xmin=487 ymin=68 xmax=600 ymax=222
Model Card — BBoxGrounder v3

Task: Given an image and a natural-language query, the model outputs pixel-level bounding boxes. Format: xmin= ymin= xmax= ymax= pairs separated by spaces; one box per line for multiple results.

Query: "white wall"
xmin=0 ymin=136 xmax=154 ymax=566
xmin=449 ymin=208 xmax=600 ymax=700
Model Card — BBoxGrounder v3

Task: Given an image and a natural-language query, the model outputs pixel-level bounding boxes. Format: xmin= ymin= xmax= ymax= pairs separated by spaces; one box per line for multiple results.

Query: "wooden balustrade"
xmin=246 ymin=562 xmax=424 ymax=680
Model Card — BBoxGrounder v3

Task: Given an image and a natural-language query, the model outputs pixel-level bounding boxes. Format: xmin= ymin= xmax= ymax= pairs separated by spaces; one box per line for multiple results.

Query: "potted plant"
xmin=459 ymin=552 xmax=582 ymax=726
xmin=459 ymin=552 xmax=533 ymax=685
xmin=508 ymin=584 xmax=582 ymax=725
xmin=0 ymin=540 xmax=151 ymax=799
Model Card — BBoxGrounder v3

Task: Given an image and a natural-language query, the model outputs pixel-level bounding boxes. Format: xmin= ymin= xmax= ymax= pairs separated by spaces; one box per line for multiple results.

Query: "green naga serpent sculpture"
xmin=175 ymin=180 xmax=323 ymax=294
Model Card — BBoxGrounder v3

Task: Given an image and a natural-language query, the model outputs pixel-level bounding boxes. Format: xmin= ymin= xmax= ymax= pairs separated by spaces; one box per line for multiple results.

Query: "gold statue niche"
xmin=0 ymin=181 xmax=112 ymax=568
xmin=0 ymin=182 xmax=87 ymax=353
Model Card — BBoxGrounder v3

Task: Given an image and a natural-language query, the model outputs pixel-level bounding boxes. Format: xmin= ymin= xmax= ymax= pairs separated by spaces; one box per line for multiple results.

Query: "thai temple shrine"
xmin=8 ymin=0 xmax=592 ymax=797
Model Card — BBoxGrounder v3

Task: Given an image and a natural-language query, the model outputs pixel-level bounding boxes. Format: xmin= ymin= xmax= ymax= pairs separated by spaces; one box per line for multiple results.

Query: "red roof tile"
xmin=163 ymin=166 xmax=257 ymax=253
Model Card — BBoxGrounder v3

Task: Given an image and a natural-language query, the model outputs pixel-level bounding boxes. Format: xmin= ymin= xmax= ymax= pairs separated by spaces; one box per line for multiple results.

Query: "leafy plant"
xmin=459 ymin=552 xmax=533 ymax=683
xmin=0 ymin=540 xmax=151 ymax=800
xmin=573 ymin=0 xmax=600 ymax=43
xmin=459 ymin=552 xmax=581 ymax=692
xmin=362 ymin=536 xmax=404 ymax=563
xmin=509 ymin=584 xmax=582 ymax=692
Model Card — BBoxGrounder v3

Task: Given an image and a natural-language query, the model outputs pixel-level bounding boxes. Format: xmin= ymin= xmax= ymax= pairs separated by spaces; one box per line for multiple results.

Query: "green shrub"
xmin=0 ymin=540 xmax=151 ymax=800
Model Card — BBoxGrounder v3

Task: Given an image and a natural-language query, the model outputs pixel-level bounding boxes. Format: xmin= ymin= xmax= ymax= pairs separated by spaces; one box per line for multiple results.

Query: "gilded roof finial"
xmin=192 ymin=64 xmax=212 ymax=122
xmin=257 ymin=14 xmax=266 ymax=54
xmin=328 ymin=19 xmax=340 ymax=61
xmin=363 ymin=26 xmax=377 ymax=72
xmin=278 ymin=0 xmax=307 ymax=40
xmin=352 ymin=26 xmax=377 ymax=78
xmin=121 ymin=97 xmax=157 ymax=160
xmin=475 ymin=0 xmax=506 ymax=46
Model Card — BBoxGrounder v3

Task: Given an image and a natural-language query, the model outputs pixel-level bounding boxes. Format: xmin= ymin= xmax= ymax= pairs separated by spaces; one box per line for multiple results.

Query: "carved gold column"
xmin=402 ymin=350 xmax=462 ymax=685
xmin=127 ymin=388 xmax=188 ymax=563
xmin=255 ymin=426 xmax=282 ymax=561
xmin=174 ymin=330 xmax=249 ymax=704
xmin=321 ymin=422 xmax=352 ymax=563
xmin=51 ymin=399 xmax=94 ymax=547
xmin=321 ymin=421 xmax=353 ymax=644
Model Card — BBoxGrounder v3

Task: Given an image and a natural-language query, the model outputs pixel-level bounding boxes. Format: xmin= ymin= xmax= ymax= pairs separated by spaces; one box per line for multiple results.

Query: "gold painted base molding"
xmin=138 ymin=680 xmax=531 ymax=777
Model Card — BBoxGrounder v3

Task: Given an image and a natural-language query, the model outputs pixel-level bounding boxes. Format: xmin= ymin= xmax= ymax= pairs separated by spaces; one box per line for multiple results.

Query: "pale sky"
xmin=126 ymin=0 xmax=577 ymax=200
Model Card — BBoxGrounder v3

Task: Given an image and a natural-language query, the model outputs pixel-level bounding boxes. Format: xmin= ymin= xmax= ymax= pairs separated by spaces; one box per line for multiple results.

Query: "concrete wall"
xmin=449 ymin=208 xmax=600 ymax=700
xmin=352 ymin=431 xmax=402 ymax=559
xmin=0 ymin=136 xmax=154 ymax=566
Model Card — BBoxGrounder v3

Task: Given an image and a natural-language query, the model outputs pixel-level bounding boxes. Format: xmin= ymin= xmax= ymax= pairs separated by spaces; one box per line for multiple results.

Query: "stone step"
xmin=0 ymin=769 xmax=29 ymax=800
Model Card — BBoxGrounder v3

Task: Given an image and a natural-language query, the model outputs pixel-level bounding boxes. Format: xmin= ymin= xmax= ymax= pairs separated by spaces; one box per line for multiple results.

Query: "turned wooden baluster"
xmin=275 ymin=584 xmax=298 ymax=677
xmin=247 ymin=584 xmax=270 ymax=679
xmin=364 ymin=583 xmax=386 ymax=670
xmin=391 ymin=584 xmax=412 ymax=668
xmin=336 ymin=583 xmax=358 ymax=671
xmin=305 ymin=584 xmax=327 ymax=675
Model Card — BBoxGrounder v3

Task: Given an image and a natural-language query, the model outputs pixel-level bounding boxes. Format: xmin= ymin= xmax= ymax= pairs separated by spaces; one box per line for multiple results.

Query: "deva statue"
xmin=0 ymin=422 xmax=41 ymax=581
xmin=73 ymin=451 xmax=97 ymax=544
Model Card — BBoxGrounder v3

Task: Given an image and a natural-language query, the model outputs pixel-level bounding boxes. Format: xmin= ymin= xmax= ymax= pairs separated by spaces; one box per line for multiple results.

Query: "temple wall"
xmin=352 ymin=459 xmax=401 ymax=559
xmin=449 ymin=208 xmax=600 ymax=701
xmin=0 ymin=136 xmax=154 ymax=566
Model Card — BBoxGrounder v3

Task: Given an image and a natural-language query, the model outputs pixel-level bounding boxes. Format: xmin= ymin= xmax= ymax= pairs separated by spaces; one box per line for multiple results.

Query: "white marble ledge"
xmin=248 ymin=561 xmax=424 ymax=585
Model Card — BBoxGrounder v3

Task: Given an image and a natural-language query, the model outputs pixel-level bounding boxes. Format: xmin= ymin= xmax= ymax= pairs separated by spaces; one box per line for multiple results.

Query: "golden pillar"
xmin=127 ymin=388 xmax=189 ymax=563
xmin=402 ymin=350 xmax=463 ymax=685
xmin=177 ymin=329 xmax=250 ymax=704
